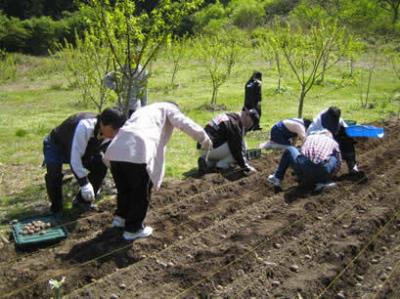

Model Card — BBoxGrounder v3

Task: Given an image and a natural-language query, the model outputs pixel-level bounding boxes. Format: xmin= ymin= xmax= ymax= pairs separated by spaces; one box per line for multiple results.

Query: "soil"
xmin=0 ymin=120 xmax=399 ymax=299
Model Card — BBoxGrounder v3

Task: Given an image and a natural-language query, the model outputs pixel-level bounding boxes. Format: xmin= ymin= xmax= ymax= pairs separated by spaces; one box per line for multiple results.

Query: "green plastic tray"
xmin=11 ymin=215 xmax=68 ymax=248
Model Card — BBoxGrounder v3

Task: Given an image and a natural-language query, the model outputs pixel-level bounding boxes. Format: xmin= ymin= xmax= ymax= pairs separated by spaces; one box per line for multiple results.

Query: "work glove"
xmin=81 ymin=183 xmax=95 ymax=202
xmin=200 ymin=135 xmax=213 ymax=151
xmin=243 ymin=164 xmax=257 ymax=174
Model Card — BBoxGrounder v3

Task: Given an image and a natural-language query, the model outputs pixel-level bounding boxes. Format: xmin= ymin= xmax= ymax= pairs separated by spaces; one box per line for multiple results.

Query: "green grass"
xmin=0 ymin=47 xmax=399 ymax=224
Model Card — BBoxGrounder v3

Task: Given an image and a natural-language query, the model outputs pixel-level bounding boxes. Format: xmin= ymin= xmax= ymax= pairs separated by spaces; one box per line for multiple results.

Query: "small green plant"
xmin=15 ymin=129 xmax=28 ymax=137
xmin=48 ymin=276 xmax=65 ymax=299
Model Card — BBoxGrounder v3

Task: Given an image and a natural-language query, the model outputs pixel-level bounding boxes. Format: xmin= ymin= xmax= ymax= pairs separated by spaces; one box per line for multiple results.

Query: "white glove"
xmin=244 ymin=164 xmax=257 ymax=173
xmin=200 ymin=135 xmax=213 ymax=151
xmin=81 ymin=183 xmax=95 ymax=202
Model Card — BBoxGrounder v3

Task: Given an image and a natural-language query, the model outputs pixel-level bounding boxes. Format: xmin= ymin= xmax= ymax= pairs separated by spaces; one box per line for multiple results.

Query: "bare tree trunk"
xmin=275 ymin=52 xmax=282 ymax=91
xmin=297 ymin=86 xmax=306 ymax=118
xmin=211 ymin=84 xmax=218 ymax=108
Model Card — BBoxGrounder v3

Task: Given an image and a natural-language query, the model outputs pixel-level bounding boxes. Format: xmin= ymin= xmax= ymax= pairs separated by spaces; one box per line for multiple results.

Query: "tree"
xmin=378 ymin=0 xmax=400 ymax=24
xmin=256 ymin=20 xmax=287 ymax=92
xmin=84 ymin=0 xmax=203 ymax=115
xmin=52 ymin=27 xmax=113 ymax=112
xmin=275 ymin=20 xmax=348 ymax=117
xmin=195 ymin=30 xmax=241 ymax=109
xmin=166 ymin=35 xmax=188 ymax=89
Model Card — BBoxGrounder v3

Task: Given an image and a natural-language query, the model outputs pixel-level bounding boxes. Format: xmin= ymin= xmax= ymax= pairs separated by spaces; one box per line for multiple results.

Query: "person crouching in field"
xmin=104 ymin=102 xmax=213 ymax=241
xmin=307 ymin=106 xmax=364 ymax=178
xmin=197 ymin=108 xmax=259 ymax=175
xmin=267 ymin=130 xmax=342 ymax=192
xmin=259 ymin=118 xmax=312 ymax=150
xmin=43 ymin=108 xmax=126 ymax=214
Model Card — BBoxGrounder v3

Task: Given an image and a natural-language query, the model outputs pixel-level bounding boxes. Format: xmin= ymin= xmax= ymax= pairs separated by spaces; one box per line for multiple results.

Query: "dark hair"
xmin=249 ymin=71 xmax=262 ymax=81
xmin=253 ymin=71 xmax=262 ymax=80
xmin=327 ymin=106 xmax=341 ymax=119
xmin=303 ymin=118 xmax=312 ymax=129
xmin=99 ymin=108 xmax=126 ymax=129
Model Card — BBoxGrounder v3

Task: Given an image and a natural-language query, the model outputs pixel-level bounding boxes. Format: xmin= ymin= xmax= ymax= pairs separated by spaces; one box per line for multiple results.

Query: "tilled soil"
xmin=0 ymin=120 xmax=399 ymax=299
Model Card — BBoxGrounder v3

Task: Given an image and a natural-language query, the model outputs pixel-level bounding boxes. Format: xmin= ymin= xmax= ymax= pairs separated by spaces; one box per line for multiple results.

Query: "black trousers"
xmin=335 ymin=126 xmax=357 ymax=171
xmin=110 ymin=161 xmax=152 ymax=232
xmin=45 ymin=155 xmax=107 ymax=213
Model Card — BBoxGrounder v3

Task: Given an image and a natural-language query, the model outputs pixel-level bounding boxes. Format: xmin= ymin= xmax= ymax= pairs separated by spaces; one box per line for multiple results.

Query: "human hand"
xmin=81 ymin=183 xmax=95 ymax=202
xmin=200 ymin=135 xmax=213 ymax=151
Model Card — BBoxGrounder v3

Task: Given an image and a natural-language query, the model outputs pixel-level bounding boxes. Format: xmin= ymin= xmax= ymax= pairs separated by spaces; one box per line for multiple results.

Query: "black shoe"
xmin=198 ymin=157 xmax=208 ymax=175
xmin=348 ymin=169 xmax=368 ymax=183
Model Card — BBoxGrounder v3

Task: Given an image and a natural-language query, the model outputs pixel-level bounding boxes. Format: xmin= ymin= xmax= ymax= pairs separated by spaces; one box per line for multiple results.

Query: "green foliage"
xmin=195 ymin=29 xmax=242 ymax=107
xmin=82 ymin=0 xmax=204 ymax=114
xmin=52 ymin=28 xmax=113 ymax=112
xmin=166 ymin=36 xmax=188 ymax=89
xmin=0 ymin=49 xmax=17 ymax=82
xmin=274 ymin=19 xmax=353 ymax=116
xmin=193 ymin=1 xmax=227 ymax=33
xmin=226 ymin=0 xmax=266 ymax=29
xmin=0 ymin=10 xmax=88 ymax=54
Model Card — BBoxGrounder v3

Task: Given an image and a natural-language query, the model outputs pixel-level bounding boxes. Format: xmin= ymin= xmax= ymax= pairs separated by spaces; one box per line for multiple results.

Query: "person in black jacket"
xmin=244 ymin=71 xmax=262 ymax=130
xmin=197 ymin=109 xmax=259 ymax=174
xmin=43 ymin=108 xmax=126 ymax=214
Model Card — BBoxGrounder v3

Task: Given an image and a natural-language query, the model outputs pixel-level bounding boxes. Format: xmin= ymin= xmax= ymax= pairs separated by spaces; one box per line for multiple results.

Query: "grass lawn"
xmin=0 ymin=49 xmax=399 ymax=226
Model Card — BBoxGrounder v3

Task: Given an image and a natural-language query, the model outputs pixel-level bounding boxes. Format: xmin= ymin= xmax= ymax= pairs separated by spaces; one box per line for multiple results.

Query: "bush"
xmin=193 ymin=2 xmax=227 ymax=33
xmin=0 ymin=11 xmax=88 ymax=55
xmin=0 ymin=49 xmax=17 ymax=82
xmin=226 ymin=0 xmax=266 ymax=29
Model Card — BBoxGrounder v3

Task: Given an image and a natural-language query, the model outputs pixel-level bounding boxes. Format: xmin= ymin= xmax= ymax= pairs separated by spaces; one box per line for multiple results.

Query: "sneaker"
xmin=112 ymin=215 xmax=125 ymax=228
xmin=122 ymin=226 xmax=153 ymax=241
xmin=267 ymin=174 xmax=281 ymax=187
xmin=314 ymin=182 xmax=337 ymax=192
xmin=198 ymin=157 xmax=208 ymax=175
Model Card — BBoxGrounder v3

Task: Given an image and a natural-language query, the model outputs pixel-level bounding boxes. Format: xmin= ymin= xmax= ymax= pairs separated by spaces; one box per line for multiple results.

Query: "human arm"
xmin=166 ymin=107 xmax=212 ymax=149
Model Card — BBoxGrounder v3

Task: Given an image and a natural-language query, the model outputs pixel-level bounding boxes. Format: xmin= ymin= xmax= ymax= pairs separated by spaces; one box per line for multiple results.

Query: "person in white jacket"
xmin=104 ymin=102 xmax=213 ymax=241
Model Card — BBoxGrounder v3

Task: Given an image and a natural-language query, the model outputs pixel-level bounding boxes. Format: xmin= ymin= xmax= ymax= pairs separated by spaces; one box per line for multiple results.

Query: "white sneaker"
xmin=123 ymin=226 xmax=153 ymax=241
xmin=112 ymin=216 xmax=125 ymax=228
xmin=314 ymin=182 xmax=337 ymax=192
xmin=267 ymin=174 xmax=281 ymax=187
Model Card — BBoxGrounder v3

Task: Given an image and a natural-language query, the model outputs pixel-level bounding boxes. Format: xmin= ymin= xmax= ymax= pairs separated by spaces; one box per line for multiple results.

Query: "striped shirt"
xmin=301 ymin=134 xmax=342 ymax=173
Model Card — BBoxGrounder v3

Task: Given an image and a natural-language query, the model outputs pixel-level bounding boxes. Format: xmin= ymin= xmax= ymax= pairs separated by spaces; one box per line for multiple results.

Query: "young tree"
xmin=358 ymin=51 xmax=378 ymax=109
xmin=166 ymin=35 xmax=187 ymax=90
xmin=257 ymin=27 xmax=285 ymax=92
xmin=275 ymin=20 xmax=348 ymax=117
xmin=84 ymin=0 xmax=203 ymax=115
xmin=52 ymin=27 xmax=113 ymax=112
xmin=195 ymin=30 xmax=241 ymax=109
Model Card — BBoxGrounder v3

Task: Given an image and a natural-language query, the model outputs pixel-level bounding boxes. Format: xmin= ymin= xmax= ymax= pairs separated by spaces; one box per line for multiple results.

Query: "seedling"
xmin=49 ymin=276 xmax=65 ymax=299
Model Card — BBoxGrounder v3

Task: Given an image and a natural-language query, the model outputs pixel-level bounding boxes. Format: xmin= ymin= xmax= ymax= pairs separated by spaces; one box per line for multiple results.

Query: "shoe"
xmin=267 ymin=174 xmax=281 ymax=187
xmin=198 ymin=157 xmax=208 ymax=175
xmin=314 ymin=182 xmax=337 ymax=192
xmin=112 ymin=215 xmax=125 ymax=228
xmin=73 ymin=196 xmax=98 ymax=211
xmin=123 ymin=226 xmax=153 ymax=241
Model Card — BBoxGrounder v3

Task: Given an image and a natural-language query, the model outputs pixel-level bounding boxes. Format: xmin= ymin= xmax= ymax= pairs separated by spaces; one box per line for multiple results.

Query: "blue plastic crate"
xmin=11 ymin=214 xmax=68 ymax=248
xmin=345 ymin=125 xmax=384 ymax=138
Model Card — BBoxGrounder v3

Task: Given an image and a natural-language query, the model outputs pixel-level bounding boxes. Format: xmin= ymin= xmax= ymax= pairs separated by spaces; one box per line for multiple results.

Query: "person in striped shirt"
xmin=267 ymin=130 xmax=341 ymax=191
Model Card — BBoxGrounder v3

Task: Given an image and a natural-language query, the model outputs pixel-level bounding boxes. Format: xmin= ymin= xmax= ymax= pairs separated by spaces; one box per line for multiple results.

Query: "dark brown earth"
xmin=0 ymin=120 xmax=399 ymax=299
